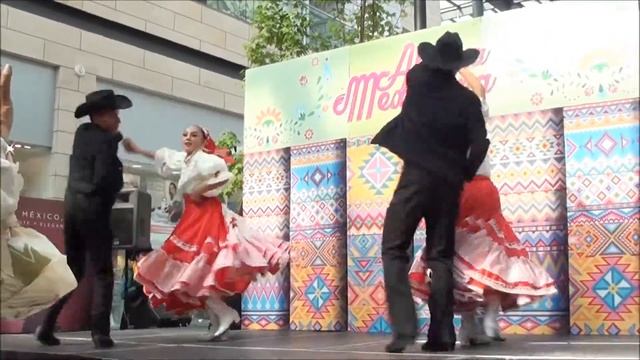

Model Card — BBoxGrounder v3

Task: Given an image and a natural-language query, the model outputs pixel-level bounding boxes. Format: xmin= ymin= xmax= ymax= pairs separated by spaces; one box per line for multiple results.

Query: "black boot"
xmin=92 ymin=334 xmax=115 ymax=348
xmin=385 ymin=336 xmax=415 ymax=353
xmin=421 ymin=341 xmax=455 ymax=352
xmin=35 ymin=327 xmax=60 ymax=346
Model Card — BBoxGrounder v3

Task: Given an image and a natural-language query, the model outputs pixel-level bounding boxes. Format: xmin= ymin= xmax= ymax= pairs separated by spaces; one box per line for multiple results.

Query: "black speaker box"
xmin=111 ymin=189 xmax=152 ymax=250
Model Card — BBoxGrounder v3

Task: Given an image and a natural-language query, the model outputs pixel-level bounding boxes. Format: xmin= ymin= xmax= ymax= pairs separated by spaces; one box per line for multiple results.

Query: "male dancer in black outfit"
xmin=36 ymin=90 xmax=132 ymax=348
xmin=372 ymin=32 xmax=490 ymax=353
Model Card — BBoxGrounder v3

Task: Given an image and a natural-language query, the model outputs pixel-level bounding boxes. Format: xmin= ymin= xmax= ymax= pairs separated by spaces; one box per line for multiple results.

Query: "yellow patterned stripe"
xmin=291 ymin=152 xmax=343 ymax=165
xmin=565 ymin=112 xmax=639 ymax=132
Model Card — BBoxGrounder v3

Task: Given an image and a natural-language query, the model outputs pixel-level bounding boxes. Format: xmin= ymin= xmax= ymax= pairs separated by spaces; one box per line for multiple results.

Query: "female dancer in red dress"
xmin=409 ymin=69 xmax=557 ymax=346
xmin=123 ymin=126 xmax=289 ymax=340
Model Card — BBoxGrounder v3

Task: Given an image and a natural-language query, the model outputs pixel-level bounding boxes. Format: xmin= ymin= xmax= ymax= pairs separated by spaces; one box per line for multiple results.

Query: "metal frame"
xmin=440 ymin=0 xmax=554 ymax=23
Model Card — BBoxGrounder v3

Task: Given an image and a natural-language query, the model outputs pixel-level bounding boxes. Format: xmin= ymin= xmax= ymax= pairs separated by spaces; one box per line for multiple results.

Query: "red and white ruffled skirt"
xmin=409 ymin=176 xmax=556 ymax=312
xmin=135 ymin=196 xmax=289 ymax=315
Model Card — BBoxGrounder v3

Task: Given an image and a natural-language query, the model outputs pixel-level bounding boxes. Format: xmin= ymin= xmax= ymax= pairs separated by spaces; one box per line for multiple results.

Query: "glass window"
xmin=203 ymin=0 xmax=256 ymax=23
xmin=0 ymin=53 xmax=56 ymax=148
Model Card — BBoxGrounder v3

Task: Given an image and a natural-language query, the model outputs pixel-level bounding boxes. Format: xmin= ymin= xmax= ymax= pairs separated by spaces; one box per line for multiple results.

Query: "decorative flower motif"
xmin=608 ymin=84 xmax=618 ymax=94
xmin=584 ymin=86 xmax=594 ymax=96
xmin=255 ymin=107 xmax=282 ymax=127
xmin=304 ymin=129 xmax=314 ymax=140
xmin=299 ymin=75 xmax=308 ymax=86
xmin=312 ymin=57 xmax=319 ymax=66
xmin=254 ymin=107 xmax=284 ymax=147
xmin=530 ymin=92 xmax=543 ymax=106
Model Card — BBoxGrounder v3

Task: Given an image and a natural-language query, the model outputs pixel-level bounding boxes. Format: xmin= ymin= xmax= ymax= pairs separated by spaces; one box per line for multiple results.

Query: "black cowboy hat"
xmin=418 ymin=31 xmax=480 ymax=70
xmin=74 ymin=89 xmax=132 ymax=119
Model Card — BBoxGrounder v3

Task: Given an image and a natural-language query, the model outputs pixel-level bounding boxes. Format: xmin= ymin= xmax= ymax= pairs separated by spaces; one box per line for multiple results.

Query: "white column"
xmin=425 ymin=0 xmax=441 ymax=28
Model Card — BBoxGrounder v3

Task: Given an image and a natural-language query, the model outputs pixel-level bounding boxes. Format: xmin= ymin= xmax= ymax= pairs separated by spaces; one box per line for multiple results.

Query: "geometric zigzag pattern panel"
xmin=289 ymin=140 xmax=348 ymax=331
xmin=241 ymin=149 xmax=292 ymax=330
xmin=488 ymin=108 xmax=571 ymax=335
xmin=564 ymin=99 xmax=640 ymax=336
xmin=346 ymin=137 xmax=436 ymax=334
xmin=346 ymin=137 xmax=398 ymax=334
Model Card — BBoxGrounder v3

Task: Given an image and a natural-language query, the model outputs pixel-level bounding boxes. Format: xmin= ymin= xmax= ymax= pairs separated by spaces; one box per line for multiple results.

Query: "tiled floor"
xmin=1 ymin=328 xmax=638 ymax=360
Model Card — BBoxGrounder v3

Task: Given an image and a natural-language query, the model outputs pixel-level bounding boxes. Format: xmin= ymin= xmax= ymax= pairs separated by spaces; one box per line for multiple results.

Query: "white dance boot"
xmin=206 ymin=296 xmax=240 ymax=339
xmin=483 ymin=297 xmax=505 ymax=342
xmin=459 ymin=312 xmax=491 ymax=346
xmin=201 ymin=307 xmax=221 ymax=341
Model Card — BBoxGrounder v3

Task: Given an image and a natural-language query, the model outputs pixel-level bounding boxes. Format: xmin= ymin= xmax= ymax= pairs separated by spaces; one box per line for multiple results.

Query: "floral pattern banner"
xmin=244 ymin=1 xmax=639 ymax=153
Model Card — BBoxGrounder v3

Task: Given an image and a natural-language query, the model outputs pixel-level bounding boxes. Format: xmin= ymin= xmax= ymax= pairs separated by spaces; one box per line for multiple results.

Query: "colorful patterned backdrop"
xmin=345 ymin=137 xmax=470 ymax=334
xmin=488 ymin=108 xmax=570 ymax=335
xmin=345 ymin=137 xmax=442 ymax=334
xmin=289 ymin=140 xmax=348 ymax=331
xmin=240 ymin=105 xmax=638 ymax=336
xmin=241 ymin=0 xmax=639 ymax=337
xmin=346 ymin=137 xmax=399 ymax=333
xmin=564 ymin=99 xmax=640 ymax=336
xmin=241 ymin=149 xmax=292 ymax=330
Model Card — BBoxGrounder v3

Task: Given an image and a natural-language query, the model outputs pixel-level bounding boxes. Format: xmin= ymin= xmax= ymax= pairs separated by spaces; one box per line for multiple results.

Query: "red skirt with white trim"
xmin=134 ymin=196 xmax=289 ymax=315
xmin=408 ymin=176 xmax=557 ymax=312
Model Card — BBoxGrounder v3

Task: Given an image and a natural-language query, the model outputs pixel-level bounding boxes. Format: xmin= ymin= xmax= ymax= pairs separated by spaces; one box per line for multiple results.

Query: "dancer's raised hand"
xmin=1 ymin=64 xmax=13 ymax=139
xmin=122 ymin=137 xmax=139 ymax=153
xmin=459 ymin=67 xmax=485 ymax=100
xmin=122 ymin=137 xmax=156 ymax=160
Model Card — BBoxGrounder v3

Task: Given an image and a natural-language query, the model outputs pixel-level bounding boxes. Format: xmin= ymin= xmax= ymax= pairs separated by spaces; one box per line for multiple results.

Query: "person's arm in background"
xmin=459 ymin=67 xmax=485 ymax=100
xmin=0 ymin=65 xmax=14 ymax=163
xmin=0 ymin=64 xmax=18 ymax=226
xmin=0 ymin=64 xmax=13 ymax=141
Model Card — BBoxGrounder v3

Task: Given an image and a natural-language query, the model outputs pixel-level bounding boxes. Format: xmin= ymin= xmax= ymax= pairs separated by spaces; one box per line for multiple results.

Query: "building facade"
xmin=1 ymin=0 xmax=249 ymax=204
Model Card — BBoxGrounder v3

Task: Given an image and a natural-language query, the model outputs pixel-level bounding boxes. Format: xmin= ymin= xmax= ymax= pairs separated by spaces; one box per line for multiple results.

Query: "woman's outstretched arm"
xmin=122 ymin=138 xmax=156 ymax=159
xmin=459 ymin=67 xmax=486 ymax=100
xmin=1 ymin=64 xmax=13 ymax=140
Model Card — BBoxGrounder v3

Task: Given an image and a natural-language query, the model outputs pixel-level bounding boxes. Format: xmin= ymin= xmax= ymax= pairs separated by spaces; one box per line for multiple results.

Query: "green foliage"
xmin=244 ymin=0 xmax=316 ymax=67
xmin=245 ymin=0 xmax=410 ymax=68
xmin=330 ymin=0 xmax=410 ymax=44
xmin=216 ymin=131 xmax=244 ymax=202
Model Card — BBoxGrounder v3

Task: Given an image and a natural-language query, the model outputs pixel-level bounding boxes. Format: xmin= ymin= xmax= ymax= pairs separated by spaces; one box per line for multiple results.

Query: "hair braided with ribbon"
xmin=199 ymin=126 xmax=235 ymax=166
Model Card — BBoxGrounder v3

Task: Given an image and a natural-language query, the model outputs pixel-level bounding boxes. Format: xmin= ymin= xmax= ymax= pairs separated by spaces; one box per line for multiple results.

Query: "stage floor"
xmin=1 ymin=328 xmax=638 ymax=360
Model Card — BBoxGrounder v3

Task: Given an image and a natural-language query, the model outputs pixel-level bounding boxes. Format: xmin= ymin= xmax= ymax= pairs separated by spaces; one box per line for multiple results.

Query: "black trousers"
xmin=41 ymin=195 xmax=115 ymax=336
xmin=382 ymin=166 xmax=463 ymax=345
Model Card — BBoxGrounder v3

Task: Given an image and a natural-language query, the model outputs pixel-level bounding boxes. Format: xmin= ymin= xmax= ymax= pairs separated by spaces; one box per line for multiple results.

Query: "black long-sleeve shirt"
xmin=66 ymin=122 xmax=124 ymax=214
xmin=372 ymin=64 xmax=489 ymax=182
